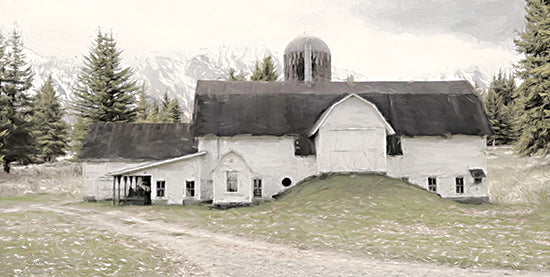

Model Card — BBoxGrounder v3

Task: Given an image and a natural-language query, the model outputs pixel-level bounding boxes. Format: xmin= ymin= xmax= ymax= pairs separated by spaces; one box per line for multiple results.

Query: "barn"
xmin=80 ymin=35 xmax=492 ymax=205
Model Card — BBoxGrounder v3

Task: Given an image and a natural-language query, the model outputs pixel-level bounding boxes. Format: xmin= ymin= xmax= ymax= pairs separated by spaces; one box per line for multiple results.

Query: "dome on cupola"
xmin=283 ymin=35 xmax=331 ymax=83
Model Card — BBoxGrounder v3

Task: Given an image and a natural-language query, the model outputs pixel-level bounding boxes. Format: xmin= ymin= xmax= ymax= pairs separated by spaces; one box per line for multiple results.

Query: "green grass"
xmin=111 ymin=174 xmax=549 ymax=271
xmin=0 ymin=209 xmax=180 ymax=276
xmin=2 ymin=147 xmax=549 ymax=273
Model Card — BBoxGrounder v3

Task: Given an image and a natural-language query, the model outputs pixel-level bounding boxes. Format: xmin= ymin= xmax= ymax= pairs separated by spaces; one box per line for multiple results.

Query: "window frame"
xmin=156 ymin=180 xmax=166 ymax=198
xmin=427 ymin=177 xmax=437 ymax=193
xmin=455 ymin=177 xmax=464 ymax=194
xmin=186 ymin=180 xmax=195 ymax=197
xmin=253 ymin=178 xmax=262 ymax=198
xmin=226 ymin=171 xmax=238 ymax=192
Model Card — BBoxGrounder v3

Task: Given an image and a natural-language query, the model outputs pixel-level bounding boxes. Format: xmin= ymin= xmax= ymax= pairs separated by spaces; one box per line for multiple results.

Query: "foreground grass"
xmin=2 ymin=147 xmax=549 ymax=274
xmin=0 ymin=196 xmax=180 ymax=276
xmin=81 ymin=173 xmax=550 ymax=271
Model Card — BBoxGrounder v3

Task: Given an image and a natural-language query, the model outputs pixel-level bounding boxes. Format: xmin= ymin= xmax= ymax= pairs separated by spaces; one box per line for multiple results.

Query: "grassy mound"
xmin=164 ymin=174 xmax=549 ymax=270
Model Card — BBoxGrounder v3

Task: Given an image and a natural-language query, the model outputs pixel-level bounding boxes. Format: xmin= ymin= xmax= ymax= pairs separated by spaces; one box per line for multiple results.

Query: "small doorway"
xmin=142 ymin=176 xmax=152 ymax=205
xmin=125 ymin=176 xmax=151 ymax=205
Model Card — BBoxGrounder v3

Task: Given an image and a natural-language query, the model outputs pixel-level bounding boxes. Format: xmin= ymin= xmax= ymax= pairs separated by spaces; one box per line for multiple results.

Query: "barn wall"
xmin=212 ymin=152 xmax=253 ymax=204
xmin=316 ymin=96 xmax=388 ymax=173
xmin=82 ymin=161 xmax=144 ymax=201
xmin=387 ymin=135 xmax=488 ymax=199
xmin=198 ymin=135 xmax=317 ymax=201
xmin=125 ymin=157 xmax=202 ymax=205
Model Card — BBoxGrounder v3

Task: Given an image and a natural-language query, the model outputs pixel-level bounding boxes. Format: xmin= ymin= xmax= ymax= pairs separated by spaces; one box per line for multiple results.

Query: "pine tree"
xmin=0 ymin=30 xmax=35 ymax=173
xmin=227 ymin=68 xmax=246 ymax=81
xmin=484 ymin=72 xmax=517 ymax=145
xmin=250 ymin=56 xmax=278 ymax=81
xmin=514 ymin=0 xmax=550 ymax=155
xmin=72 ymin=30 xmax=139 ymax=156
xmin=73 ymin=30 xmax=138 ymax=122
xmin=156 ymin=92 xmax=173 ymax=123
xmin=135 ymin=85 xmax=151 ymax=123
xmin=31 ymin=75 xmax=69 ymax=162
xmin=168 ymin=98 xmax=182 ymax=123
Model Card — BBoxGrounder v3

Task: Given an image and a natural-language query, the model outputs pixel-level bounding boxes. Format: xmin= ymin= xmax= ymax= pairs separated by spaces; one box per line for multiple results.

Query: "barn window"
xmin=186 ymin=180 xmax=195 ymax=197
xmin=282 ymin=177 xmax=292 ymax=187
xmin=156 ymin=180 xmax=165 ymax=197
xmin=386 ymin=135 xmax=403 ymax=156
xmin=455 ymin=177 xmax=464 ymax=194
xmin=469 ymin=169 xmax=486 ymax=184
xmin=227 ymin=171 xmax=238 ymax=192
xmin=427 ymin=177 xmax=437 ymax=192
xmin=253 ymin=179 xmax=262 ymax=198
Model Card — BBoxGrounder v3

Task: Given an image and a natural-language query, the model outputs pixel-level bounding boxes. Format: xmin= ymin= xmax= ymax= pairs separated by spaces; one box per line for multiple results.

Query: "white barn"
xmin=80 ymin=35 xmax=492 ymax=206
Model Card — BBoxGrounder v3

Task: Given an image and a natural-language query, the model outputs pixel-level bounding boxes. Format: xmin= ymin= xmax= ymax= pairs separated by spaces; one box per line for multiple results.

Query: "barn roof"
xmin=79 ymin=123 xmax=197 ymax=161
xmin=193 ymin=80 xmax=492 ymax=155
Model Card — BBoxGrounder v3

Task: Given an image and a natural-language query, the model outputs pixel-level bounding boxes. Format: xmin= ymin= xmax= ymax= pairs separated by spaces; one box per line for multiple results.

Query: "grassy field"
xmin=100 ymin=173 xmax=547 ymax=271
xmin=0 ymin=195 xmax=182 ymax=276
xmin=1 ymin=146 xmax=549 ymax=273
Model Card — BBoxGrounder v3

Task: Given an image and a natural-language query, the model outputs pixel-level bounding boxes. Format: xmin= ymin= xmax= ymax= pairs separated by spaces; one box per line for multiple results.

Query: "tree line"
xmin=0 ymin=29 xmax=185 ymax=173
xmin=1 ymin=0 xmax=549 ymax=172
xmin=483 ymin=0 xmax=550 ymax=156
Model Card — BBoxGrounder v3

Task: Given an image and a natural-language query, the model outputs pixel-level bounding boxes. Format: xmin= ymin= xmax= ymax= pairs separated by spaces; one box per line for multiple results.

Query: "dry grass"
xmin=0 ymin=207 xmax=181 ymax=276
xmin=487 ymin=146 xmax=550 ymax=205
xmin=0 ymin=162 xmax=82 ymax=198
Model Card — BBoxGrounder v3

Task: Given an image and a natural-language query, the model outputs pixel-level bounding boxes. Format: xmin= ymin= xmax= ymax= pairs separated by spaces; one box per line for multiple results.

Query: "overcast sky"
xmin=0 ymin=0 xmax=527 ymax=79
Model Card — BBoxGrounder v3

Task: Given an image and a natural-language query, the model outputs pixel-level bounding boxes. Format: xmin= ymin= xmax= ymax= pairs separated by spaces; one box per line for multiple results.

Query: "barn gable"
xmin=308 ymin=93 xmax=395 ymax=137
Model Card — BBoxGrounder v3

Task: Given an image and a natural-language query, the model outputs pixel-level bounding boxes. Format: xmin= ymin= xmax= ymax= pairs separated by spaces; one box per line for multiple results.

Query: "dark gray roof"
xmin=80 ymin=123 xmax=197 ymax=161
xmin=193 ymin=80 xmax=492 ymax=155
xmin=284 ymin=35 xmax=331 ymax=54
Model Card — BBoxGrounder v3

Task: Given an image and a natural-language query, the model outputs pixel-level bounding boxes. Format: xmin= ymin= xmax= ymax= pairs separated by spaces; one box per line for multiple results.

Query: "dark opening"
xmin=428 ymin=177 xmax=437 ymax=192
xmin=282 ymin=177 xmax=292 ymax=187
xmin=186 ymin=180 xmax=195 ymax=197
xmin=455 ymin=177 xmax=464 ymax=194
xmin=156 ymin=180 xmax=165 ymax=197
xmin=386 ymin=135 xmax=403 ymax=156
xmin=253 ymin=179 xmax=262 ymax=197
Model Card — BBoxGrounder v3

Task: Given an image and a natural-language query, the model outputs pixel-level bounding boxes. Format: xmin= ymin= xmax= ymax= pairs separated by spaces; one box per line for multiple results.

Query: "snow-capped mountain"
xmin=25 ymin=46 xmax=492 ymax=121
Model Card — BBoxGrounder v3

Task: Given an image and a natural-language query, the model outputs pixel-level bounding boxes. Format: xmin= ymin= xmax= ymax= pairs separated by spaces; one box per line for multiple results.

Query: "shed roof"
xmin=79 ymin=123 xmax=197 ymax=161
xmin=193 ymin=80 xmax=492 ymax=150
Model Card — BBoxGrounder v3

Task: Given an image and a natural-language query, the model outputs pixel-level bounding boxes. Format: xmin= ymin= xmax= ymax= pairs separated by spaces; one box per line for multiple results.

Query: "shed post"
xmin=112 ymin=176 xmax=116 ymax=206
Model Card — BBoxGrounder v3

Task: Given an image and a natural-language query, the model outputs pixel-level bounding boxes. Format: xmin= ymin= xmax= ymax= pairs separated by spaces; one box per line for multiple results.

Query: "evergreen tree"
xmin=227 ymin=68 xmax=246 ymax=81
xmin=168 ymin=98 xmax=183 ymax=123
xmin=250 ymin=56 xmax=278 ymax=81
xmin=156 ymin=92 xmax=173 ymax=123
xmin=72 ymin=30 xmax=138 ymax=156
xmin=31 ymin=75 xmax=69 ymax=162
xmin=148 ymin=99 xmax=160 ymax=123
xmin=485 ymin=87 xmax=514 ymax=146
xmin=514 ymin=0 xmax=550 ymax=155
xmin=73 ymin=30 xmax=138 ymax=122
xmin=135 ymin=85 xmax=151 ymax=123
xmin=0 ymin=30 xmax=35 ymax=173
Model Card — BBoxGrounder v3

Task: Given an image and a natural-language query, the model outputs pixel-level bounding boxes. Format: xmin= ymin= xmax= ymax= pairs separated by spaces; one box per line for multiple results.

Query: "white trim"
xmin=108 ymin=151 xmax=207 ymax=176
xmin=307 ymin=93 xmax=395 ymax=137
xmin=210 ymin=150 xmax=255 ymax=174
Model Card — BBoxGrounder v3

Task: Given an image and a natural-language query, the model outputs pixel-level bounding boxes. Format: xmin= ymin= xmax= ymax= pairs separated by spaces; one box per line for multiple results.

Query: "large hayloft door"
xmin=326 ymin=129 xmax=385 ymax=172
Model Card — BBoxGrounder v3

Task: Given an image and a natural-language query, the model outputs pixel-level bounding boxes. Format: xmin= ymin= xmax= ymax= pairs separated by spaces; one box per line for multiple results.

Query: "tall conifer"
xmin=514 ymin=0 xmax=550 ymax=154
xmin=0 ymin=30 xmax=35 ymax=173
xmin=31 ymin=75 xmax=69 ymax=162
xmin=72 ymin=30 xmax=139 ymax=155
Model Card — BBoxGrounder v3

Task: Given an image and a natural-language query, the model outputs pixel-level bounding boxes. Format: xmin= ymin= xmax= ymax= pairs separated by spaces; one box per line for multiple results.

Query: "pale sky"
xmin=0 ymin=0 xmax=526 ymax=80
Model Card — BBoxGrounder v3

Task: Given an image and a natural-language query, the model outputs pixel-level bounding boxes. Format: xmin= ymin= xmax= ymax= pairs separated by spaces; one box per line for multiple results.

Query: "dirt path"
xmin=9 ymin=201 xmax=547 ymax=277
